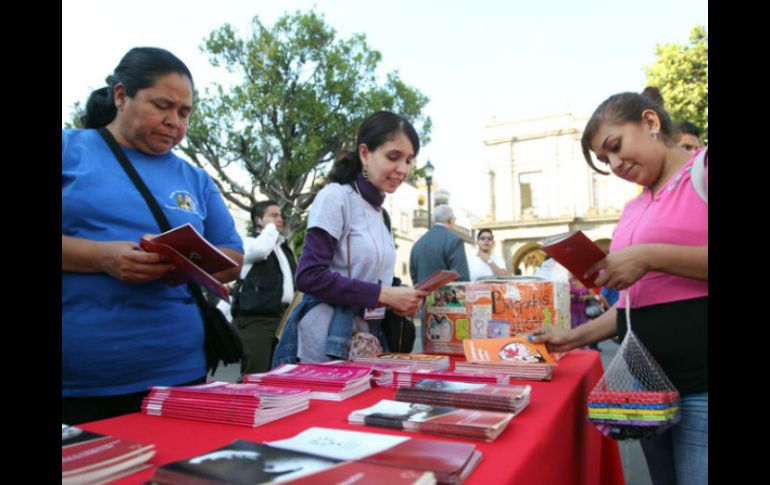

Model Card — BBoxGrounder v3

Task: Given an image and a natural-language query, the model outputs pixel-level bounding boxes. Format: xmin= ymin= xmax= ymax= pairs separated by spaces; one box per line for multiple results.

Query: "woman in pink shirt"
xmin=530 ymin=92 xmax=707 ymax=485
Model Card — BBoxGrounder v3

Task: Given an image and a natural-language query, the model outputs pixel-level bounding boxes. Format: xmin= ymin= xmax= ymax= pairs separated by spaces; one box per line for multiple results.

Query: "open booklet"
xmin=139 ymin=223 xmax=238 ymax=301
xmin=152 ymin=439 xmax=434 ymax=485
xmin=150 ymin=426 xmax=482 ymax=484
xmin=539 ymin=230 xmax=606 ymax=289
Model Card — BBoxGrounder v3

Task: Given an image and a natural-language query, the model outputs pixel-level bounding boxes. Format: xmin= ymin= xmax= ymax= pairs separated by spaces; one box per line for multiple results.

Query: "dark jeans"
xmin=62 ymin=376 xmax=206 ymax=425
xmin=232 ymin=313 xmax=281 ymax=375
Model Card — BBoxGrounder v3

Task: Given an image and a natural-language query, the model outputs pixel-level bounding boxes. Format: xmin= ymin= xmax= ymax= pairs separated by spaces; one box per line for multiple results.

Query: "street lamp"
xmin=423 ymin=160 xmax=435 ymax=229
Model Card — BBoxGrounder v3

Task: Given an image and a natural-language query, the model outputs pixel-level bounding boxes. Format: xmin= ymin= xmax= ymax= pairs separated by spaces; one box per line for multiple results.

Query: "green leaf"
xmin=644 ymin=25 xmax=708 ymax=143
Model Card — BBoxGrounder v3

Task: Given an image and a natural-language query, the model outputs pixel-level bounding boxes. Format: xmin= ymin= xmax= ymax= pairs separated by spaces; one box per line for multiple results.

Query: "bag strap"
xmin=347 ymin=234 xmax=351 ymax=278
xmin=96 ymin=127 xmax=211 ymax=310
xmin=690 ymin=147 xmax=708 ymax=204
xmin=382 ymin=208 xmax=392 ymax=233
xmin=97 ymin=128 xmax=172 ymax=231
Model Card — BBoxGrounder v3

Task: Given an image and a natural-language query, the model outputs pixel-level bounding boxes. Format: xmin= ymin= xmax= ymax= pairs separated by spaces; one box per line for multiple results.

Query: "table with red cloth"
xmin=77 ymin=350 xmax=624 ymax=485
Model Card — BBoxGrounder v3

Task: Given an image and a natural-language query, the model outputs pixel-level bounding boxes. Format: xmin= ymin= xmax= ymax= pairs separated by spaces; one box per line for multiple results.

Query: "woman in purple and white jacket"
xmin=273 ymin=112 xmax=427 ymax=366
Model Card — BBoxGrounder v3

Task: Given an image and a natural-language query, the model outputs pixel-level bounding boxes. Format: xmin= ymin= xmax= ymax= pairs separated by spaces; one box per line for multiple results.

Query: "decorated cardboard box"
xmin=423 ymin=277 xmax=570 ymax=356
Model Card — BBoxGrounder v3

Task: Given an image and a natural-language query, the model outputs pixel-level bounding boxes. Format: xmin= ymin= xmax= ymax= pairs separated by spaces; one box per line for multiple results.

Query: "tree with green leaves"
xmin=64 ymin=101 xmax=85 ymax=129
xmin=180 ymin=10 xmax=431 ymax=244
xmin=645 ymin=25 xmax=708 ymax=143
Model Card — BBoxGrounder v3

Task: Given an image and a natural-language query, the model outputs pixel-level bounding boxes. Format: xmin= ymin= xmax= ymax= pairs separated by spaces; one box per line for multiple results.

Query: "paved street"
xmin=211 ymin=327 xmax=652 ymax=485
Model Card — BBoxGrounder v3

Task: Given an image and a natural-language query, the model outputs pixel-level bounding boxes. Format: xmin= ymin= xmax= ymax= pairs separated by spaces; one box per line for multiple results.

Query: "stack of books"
xmin=395 ymin=379 xmax=531 ymax=415
xmin=348 ymin=399 xmax=514 ymax=442
xmin=393 ymin=369 xmax=509 ymax=388
xmin=457 ymin=336 xmax=557 ymax=381
xmin=141 ymin=381 xmax=310 ymax=427
xmin=243 ymin=363 xmax=372 ymax=401
xmin=454 ymin=361 xmax=553 ymax=380
xmin=320 ymin=360 xmax=416 ymax=387
xmin=62 ymin=425 xmax=155 ymax=485
xmin=352 ymin=353 xmax=451 ymax=371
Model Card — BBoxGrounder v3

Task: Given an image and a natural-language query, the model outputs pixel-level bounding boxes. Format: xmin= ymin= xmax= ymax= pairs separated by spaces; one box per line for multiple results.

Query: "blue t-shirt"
xmin=62 ymin=129 xmax=243 ymax=397
xmin=600 ymin=287 xmax=620 ymax=306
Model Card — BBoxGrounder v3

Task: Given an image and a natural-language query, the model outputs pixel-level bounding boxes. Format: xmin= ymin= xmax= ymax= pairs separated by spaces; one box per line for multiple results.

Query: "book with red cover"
xmin=395 ymin=379 xmax=531 ymax=414
xmin=320 ymin=360 xmax=416 ymax=387
xmin=415 ymin=269 xmax=461 ymax=292
xmin=539 ymin=230 xmax=606 ymax=288
xmin=151 ymin=439 xmax=435 ymax=485
xmin=393 ymin=369 xmax=510 ymax=387
xmin=351 ymin=353 xmax=451 ymax=371
xmin=269 ymin=427 xmax=480 ymax=484
xmin=348 ymin=399 xmax=514 ymax=442
xmin=139 ymin=223 xmax=238 ymax=301
xmin=62 ymin=425 xmax=155 ymax=485
xmin=284 ymin=461 xmax=435 ymax=485
xmin=242 ymin=363 xmax=372 ymax=400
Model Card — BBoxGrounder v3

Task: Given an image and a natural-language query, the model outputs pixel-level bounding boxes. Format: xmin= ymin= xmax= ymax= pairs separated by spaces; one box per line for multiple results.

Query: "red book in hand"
xmin=139 ymin=223 xmax=237 ymax=301
xmin=539 ymin=230 xmax=606 ymax=289
xmin=415 ymin=269 xmax=460 ymax=292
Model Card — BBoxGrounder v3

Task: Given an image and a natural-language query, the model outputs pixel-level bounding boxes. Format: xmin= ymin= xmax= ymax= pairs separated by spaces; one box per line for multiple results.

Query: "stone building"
xmin=479 ymin=113 xmax=639 ymax=275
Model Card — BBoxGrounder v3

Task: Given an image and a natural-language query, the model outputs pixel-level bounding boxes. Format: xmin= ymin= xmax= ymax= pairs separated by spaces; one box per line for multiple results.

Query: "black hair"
xmin=251 ymin=200 xmax=280 ymax=229
xmin=679 ymin=121 xmax=701 ymax=137
xmin=641 ymin=86 xmax=665 ymax=109
xmin=326 ymin=111 xmax=420 ymax=185
xmin=477 ymin=228 xmax=494 ymax=241
xmin=581 ymin=92 xmax=675 ymax=175
xmin=82 ymin=47 xmax=194 ymax=129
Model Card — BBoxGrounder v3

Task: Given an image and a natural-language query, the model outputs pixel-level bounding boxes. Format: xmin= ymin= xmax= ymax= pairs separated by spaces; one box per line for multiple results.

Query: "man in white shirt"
xmin=468 ymin=229 xmax=508 ymax=281
xmin=231 ymin=201 xmax=297 ymax=374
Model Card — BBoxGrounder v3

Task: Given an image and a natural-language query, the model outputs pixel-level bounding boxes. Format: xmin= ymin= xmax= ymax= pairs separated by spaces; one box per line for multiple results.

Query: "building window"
xmin=521 ymin=182 xmax=532 ymax=212
xmin=519 ymin=172 xmax=542 ymax=217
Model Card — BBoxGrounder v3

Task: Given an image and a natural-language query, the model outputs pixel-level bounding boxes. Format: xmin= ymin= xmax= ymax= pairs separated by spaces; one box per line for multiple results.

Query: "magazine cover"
xmin=463 ymin=336 xmax=556 ymax=365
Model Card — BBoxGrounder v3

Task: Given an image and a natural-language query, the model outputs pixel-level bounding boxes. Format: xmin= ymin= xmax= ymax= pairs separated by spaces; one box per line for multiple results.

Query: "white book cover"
xmin=268 ymin=427 xmax=410 ymax=461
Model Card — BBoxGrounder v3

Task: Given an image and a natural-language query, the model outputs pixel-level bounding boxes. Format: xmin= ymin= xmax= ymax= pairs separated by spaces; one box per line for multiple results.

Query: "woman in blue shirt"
xmin=62 ymin=47 xmax=243 ymax=424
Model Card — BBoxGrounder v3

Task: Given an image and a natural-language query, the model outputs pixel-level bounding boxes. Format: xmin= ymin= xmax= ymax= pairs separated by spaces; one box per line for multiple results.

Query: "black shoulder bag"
xmin=97 ymin=127 xmax=243 ymax=375
xmin=381 ymin=209 xmax=417 ymax=353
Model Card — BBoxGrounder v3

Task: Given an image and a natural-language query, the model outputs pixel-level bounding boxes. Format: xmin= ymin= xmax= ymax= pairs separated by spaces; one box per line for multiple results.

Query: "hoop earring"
xmin=650 ymin=130 xmax=659 ymax=139
xmin=362 ymin=165 xmax=369 ymax=180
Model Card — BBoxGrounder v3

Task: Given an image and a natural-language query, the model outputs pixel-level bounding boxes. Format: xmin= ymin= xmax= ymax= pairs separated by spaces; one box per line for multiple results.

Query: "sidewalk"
xmin=211 ymin=330 xmax=652 ymax=485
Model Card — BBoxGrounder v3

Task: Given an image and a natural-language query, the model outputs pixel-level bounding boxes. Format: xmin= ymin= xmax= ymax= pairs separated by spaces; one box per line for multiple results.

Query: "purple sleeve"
xmin=296 ymin=227 xmax=381 ymax=308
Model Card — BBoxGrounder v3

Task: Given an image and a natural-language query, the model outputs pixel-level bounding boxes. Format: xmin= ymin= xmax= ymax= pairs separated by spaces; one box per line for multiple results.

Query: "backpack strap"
xmin=690 ymin=147 xmax=708 ymax=204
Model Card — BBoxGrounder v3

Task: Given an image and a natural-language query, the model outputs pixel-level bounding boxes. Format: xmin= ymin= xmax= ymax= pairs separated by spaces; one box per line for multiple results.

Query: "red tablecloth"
xmin=78 ymin=350 xmax=624 ymax=485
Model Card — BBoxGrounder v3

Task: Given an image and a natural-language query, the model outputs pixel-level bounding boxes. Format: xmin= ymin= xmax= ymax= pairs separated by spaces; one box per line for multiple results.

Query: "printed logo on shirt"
xmin=165 ymin=190 xmax=202 ymax=217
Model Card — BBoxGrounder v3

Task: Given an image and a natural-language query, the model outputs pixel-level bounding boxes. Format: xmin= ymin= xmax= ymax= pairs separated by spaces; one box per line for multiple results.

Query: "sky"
xmin=62 ymin=0 xmax=708 ymax=216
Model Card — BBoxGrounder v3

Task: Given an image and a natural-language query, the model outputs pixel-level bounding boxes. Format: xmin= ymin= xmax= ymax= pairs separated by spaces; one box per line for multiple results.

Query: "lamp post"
xmin=423 ymin=160 xmax=435 ymax=229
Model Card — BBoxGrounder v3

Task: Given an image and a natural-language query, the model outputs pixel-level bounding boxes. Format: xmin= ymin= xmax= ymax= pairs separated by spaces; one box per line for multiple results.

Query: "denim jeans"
xmin=640 ymin=392 xmax=708 ymax=485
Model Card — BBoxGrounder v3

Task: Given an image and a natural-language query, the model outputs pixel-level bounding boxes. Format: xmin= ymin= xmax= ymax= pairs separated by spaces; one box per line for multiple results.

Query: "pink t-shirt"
xmin=611 ymin=148 xmax=708 ymax=308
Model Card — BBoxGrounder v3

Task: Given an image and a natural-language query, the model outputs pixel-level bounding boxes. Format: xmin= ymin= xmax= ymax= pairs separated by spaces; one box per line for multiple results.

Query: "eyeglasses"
xmin=478 ymin=236 xmax=493 ymax=241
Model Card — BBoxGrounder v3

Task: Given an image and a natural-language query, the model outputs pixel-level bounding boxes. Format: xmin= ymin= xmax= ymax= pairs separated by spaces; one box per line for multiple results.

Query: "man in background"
xmin=409 ymin=204 xmax=470 ymax=285
xmin=678 ymin=121 xmax=701 ymax=152
xmin=231 ymin=201 xmax=297 ymax=374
